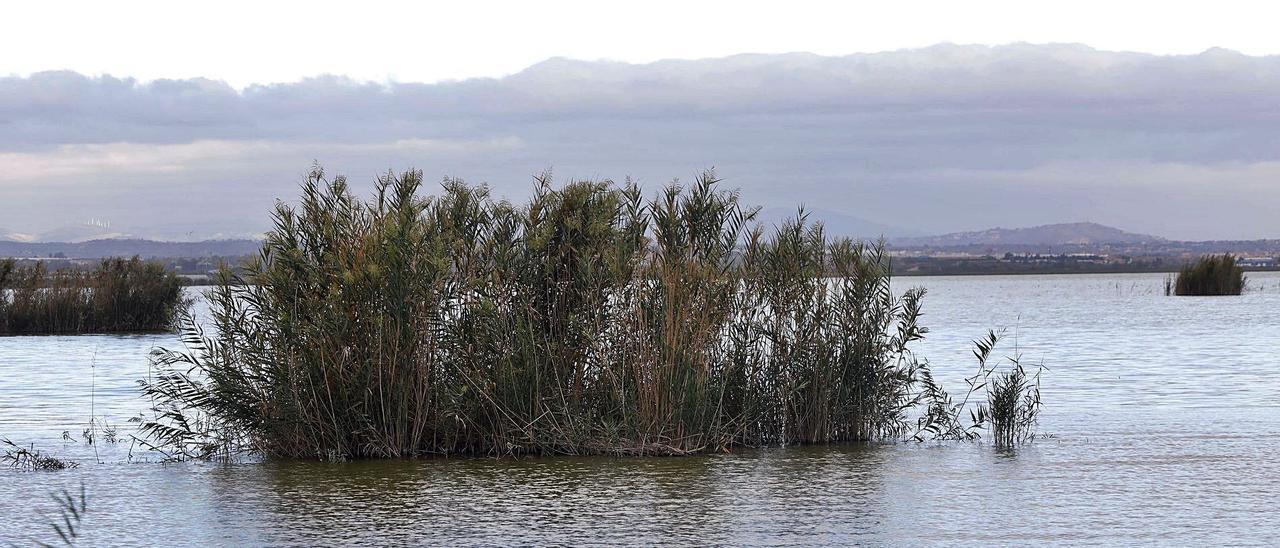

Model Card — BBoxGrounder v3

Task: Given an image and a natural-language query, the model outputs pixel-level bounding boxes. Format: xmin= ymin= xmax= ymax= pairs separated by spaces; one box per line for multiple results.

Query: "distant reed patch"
xmin=0 ymin=257 xmax=190 ymax=335
xmin=1170 ymin=254 xmax=1245 ymax=296
xmin=141 ymin=166 xmax=1043 ymax=460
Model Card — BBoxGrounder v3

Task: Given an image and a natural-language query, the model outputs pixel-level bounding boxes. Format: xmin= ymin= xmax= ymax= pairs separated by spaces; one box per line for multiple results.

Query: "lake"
xmin=3 ymin=273 xmax=1279 ymax=545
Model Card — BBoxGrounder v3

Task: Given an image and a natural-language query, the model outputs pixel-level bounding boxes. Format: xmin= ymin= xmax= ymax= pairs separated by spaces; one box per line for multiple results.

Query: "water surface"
xmin=2 ymin=273 xmax=1278 ymax=545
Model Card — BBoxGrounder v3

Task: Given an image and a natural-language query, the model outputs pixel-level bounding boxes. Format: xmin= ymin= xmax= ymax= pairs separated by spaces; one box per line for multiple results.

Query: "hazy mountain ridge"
xmin=0 ymin=223 xmax=265 ymax=243
xmin=33 ymin=224 xmax=132 ymax=243
xmin=3 ymin=222 xmax=1276 ymax=261
xmin=0 ymin=228 xmax=36 ymax=243
xmin=893 ymin=222 xmax=1165 ymax=247
xmin=0 ymin=238 xmax=262 ymax=259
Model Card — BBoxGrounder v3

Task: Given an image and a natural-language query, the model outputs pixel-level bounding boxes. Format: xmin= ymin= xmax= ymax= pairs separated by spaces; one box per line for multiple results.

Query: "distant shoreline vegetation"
xmin=0 ymin=257 xmax=190 ymax=335
xmin=1168 ymin=255 xmax=1246 ymax=296
xmin=5 ymin=244 xmax=1274 ymax=280
xmin=140 ymin=166 xmax=1042 ymax=461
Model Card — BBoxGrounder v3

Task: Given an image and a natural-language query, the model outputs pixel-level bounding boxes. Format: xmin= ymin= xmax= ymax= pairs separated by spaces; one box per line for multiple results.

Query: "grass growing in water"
xmin=911 ymin=329 xmax=1043 ymax=444
xmin=31 ymin=485 xmax=88 ymax=547
xmin=969 ymin=331 xmax=1043 ymax=446
xmin=142 ymin=167 xmax=1042 ymax=460
xmin=0 ymin=257 xmax=190 ymax=334
xmin=1 ymin=439 xmax=78 ymax=470
xmin=45 ymin=486 xmax=88 ymax=547
xmin=1172 ymin=255 xmax=1245 ymax=296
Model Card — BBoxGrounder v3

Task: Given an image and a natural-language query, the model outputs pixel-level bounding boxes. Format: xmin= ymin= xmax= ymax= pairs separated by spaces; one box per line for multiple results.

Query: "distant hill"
xmin=0 ymin=222 xmax=266 ymax=243
xmin=893 ymin=222 xmax=1165 ymax=248
xmin=32 ymin=223 xmax=130 ymax=243
xmin=755 ymin=207 xmax=924 ymax=240
xmin=0 ymin=238 xmax=262 ymax=259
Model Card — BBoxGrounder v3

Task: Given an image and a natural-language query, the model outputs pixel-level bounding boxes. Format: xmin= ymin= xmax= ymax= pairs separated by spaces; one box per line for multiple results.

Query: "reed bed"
xmin=0 ymin=257 xmax=189 ymax=334
xmin=142 ymin=167 xmax=1041 ymax=460
xmin=1171 ymin=255 xmax=1245 ymax=296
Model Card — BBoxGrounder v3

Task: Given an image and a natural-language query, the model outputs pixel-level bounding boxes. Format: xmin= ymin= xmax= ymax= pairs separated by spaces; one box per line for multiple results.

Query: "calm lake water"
xmin=2 ymin=273 xmax=1279 ymax=545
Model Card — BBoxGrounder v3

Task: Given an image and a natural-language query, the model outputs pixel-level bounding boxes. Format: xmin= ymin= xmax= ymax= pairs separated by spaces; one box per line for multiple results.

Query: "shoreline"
xmin=893 ymin=263 xmax=1280 ymax=277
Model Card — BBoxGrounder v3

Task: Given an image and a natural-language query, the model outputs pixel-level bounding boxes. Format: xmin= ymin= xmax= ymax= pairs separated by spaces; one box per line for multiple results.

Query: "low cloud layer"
xmin=3 ymin=43 xmax=1279 ymax=240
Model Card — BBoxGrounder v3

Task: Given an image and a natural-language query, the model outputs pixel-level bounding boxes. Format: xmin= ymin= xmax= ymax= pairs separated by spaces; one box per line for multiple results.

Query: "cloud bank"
xmin=3 ymin=43 xmax=1279 ymax=240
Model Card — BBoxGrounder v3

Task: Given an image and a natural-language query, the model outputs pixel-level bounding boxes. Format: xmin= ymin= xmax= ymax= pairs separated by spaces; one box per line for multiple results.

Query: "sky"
xmin=3 ymin=1 xmax=1280 ymax=240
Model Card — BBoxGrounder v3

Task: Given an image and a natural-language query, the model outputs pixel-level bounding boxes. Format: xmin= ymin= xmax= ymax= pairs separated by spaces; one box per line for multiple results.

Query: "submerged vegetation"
xmin=0 ymin=257 xmax=189 ymax=334
xmin=1 ymin=439 xmax=78 ymax=471
xmin=1170 ymin=254 xmax=1245 ymax=296
xmin=142 ymin=167 xmax=1042 ymax=460
xmin=37 ymin=485 xmax=88 ymax=547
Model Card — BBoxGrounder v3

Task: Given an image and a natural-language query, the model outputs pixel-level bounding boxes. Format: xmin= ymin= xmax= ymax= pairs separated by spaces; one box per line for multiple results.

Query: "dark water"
xmin=3 ymin=273 xmax=1279 ymax=545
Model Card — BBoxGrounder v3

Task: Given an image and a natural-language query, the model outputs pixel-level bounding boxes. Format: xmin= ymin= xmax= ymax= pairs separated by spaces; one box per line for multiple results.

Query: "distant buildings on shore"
xmin=1237 ymin=257 xmax=1277 ymax=268
xmin=885 ymin=245 xmax=1280 ymax=276
xmin=1001 ymin=252 xmax=1114 ymax=265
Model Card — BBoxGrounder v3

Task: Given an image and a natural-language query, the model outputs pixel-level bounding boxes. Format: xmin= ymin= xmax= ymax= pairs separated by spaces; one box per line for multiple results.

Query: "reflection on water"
xmin=3 ymin=274 xmax=1280 ymax=545
xmin=240 ymin=448 xmax=892 ymax=545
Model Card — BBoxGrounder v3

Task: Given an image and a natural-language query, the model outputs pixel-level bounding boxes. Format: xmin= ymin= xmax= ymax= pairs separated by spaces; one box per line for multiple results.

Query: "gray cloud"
xmin=3 ymin=43 xmax=1280 ymax=240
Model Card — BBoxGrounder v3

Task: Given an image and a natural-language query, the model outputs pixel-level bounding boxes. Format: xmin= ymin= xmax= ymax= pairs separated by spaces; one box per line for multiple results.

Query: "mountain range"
xmin=0 ymin=223 xmax=264 ymax=244
xmin=0 ymin=238 xmax=262 ymax=259
xmin=891 ymin=222 xmax=1165 ymax=248
xmin=0 ymin=221 xmax=1175 ymax=259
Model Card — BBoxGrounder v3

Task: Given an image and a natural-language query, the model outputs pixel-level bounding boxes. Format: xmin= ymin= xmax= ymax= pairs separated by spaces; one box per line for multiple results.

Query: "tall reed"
xmin=1173 ymin=254 xmax=1245 ymax=296
xmin=0 ymin=257 xmax=189 ymax=334
xmin=142 ymin=167 xmax=1040 ymax=460
xmin=968 ymin=331 xmax=1043 ymax=446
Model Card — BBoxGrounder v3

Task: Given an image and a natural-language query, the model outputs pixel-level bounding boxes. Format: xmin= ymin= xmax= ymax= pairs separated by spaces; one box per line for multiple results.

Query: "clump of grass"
xmin=1 ymin=439 xmax=78 ymax=470
xmin=1173 ymin=255 xmax=1245 ymax=296
xmin=0 ymin=257 xmax=190 ymax=334
xmin=912 ymin=330 xmax=1044 ymax=446
xmin=970 ymin=331 xmax=1043 ymax=446
xmin=141 ymin=166 xmax=1043 ymax=460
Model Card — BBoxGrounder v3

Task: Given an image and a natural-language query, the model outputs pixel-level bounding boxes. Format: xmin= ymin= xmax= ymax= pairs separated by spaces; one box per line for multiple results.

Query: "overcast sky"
xmin=4 ymin=2 xmax=1280 ymax=240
